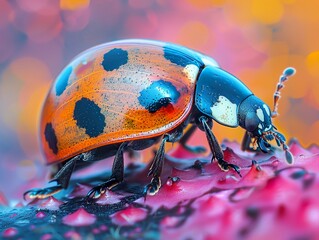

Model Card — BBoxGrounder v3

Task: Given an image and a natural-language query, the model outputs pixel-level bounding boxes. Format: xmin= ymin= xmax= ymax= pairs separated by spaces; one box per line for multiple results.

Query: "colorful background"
xmin=0 ymin=0 xmax=318 ymax=200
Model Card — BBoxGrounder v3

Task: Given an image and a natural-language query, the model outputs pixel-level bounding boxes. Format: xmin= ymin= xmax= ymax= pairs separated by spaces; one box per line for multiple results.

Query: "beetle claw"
xmin=86 ymin=186 xmax=105 ymax=199
xmin=23 ymin=186 xmax=62 ymax=200
xmin=257 ymin=138 xmax=271 ymax=153
xmin=86 ymin=178 xmax=120 ymax=199
xmin=218 ymin=160 xmax=242 ymax=177
xmin=228 ymin=163 xmax=242 ymax=177
xmin=143 ymin=177 xmax=161 ymax=196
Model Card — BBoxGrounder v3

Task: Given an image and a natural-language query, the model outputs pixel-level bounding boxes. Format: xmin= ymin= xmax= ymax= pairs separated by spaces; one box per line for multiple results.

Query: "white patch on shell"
xmin=256 ymin=108 xmax=264 ymax=122
xmin=258 ymin=123 xmax=263 ymax=129
xmin=210 ymin=96 xmax=238 ymax=127
xmin=263 ymin=104 xmax=270 ymax=117
xmin=183 ymin=64 xmax=199 ymax=84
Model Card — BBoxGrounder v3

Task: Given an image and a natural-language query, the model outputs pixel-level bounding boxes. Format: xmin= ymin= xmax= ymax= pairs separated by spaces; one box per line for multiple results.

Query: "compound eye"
xmin=245 ymin=111 xmax=259 ymax=132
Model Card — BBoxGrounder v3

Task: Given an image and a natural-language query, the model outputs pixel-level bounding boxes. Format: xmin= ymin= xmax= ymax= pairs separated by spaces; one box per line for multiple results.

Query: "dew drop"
xmin=166 ymin=176 xmax=180 ymax=186
xmin=49 ymin=214 xmax=57 ymax=223
xmin=166 ymin=178 xmax=173 ymax=186
xmin=298 ymin=154 xmax=305 ymax=159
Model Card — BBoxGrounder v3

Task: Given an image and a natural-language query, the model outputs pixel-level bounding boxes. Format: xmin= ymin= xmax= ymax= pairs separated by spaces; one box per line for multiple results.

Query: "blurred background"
xmin=0 ymin=0 xmax=318 ymax=201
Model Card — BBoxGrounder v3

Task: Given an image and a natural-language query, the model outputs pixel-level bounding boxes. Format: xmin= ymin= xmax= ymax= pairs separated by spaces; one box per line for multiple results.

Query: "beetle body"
xmin=42 ymin=39 xmax=211 ymax=164
xmin=26 ymin=39 xmax=291 ymax=199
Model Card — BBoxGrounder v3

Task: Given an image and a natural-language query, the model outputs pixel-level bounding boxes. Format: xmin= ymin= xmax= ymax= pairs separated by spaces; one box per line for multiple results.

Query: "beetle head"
xmin=238 ymin=95 xmax=292 ymax=163
xmin=238 ymin=67 xmax=296 ymax=164
xmin=238 ymin=95 xmax=273 ymax=138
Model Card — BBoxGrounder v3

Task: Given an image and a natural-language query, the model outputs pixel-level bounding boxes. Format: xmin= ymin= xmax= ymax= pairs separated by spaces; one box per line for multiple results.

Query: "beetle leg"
xmin=87 ymin=142 xmax=128 ymax=199
xmin=179 ymin=125 xmax=206 ymax=154
xmin=199 ymin=116 xmax=242 ymax=177
xmin=241 ymin=131 xmax=254 ymax=151
xmin=144 ymin=135 xmax=168 ymax=196
xmin=24 ymin=155 xmax=79 ymax=199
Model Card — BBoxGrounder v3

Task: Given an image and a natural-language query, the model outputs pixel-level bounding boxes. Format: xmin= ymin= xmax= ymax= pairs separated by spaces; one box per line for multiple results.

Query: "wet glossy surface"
xmin=41 ymin=40 xmax=206 ymax=164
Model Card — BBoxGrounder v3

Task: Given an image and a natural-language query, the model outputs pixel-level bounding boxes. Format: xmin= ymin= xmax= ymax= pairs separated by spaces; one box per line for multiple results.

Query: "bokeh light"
xmin=0 ymin=0 xmax=318 ymax=200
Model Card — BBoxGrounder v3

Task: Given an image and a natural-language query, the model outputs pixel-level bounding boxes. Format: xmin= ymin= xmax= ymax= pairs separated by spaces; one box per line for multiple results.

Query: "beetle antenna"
xmin=273 ymin=133 xmax=294 ymax=164
xmin=271 ymin=67 xmax=296 ymax=118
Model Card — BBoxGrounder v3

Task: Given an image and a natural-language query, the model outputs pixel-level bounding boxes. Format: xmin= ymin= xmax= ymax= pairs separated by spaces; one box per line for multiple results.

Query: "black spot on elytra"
xmin=44 ymin=123 xmax=58 ymax=154
xmin=138 ymin=80 xmax=181 ymax=113
xmin=73 ymin=98 xmax=106 ymax=137
xmin=101 ymin=48 xmax=128 ymax=71
xmin=55 ymin=66 xmax=72 ymax=96
xmin=163 ymin=45 xmax=199 ymax=67
xmin=147 ymin=97 xmax=172 ymax=113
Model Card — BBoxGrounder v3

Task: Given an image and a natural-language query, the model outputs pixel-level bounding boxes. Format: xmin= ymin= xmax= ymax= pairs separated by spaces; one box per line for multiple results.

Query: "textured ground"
xmin=1 ymin=139 xmax=319 ymax=240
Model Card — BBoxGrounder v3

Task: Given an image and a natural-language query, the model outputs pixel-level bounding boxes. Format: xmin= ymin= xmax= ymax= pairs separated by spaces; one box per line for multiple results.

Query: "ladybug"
xmin=25 ymin=39 xmax=294 ymax=199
